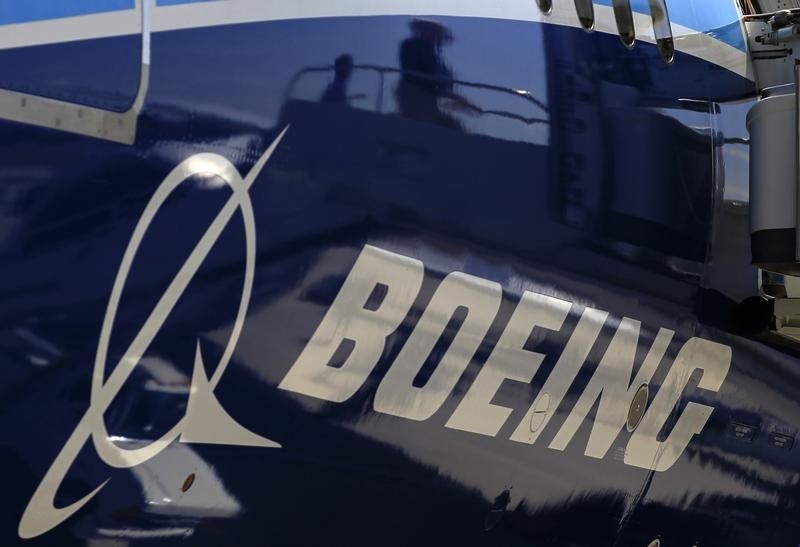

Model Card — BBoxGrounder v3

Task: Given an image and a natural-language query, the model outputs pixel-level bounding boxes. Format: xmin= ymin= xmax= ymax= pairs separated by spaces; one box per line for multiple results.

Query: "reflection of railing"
xmin=285 ymin=64 xmax=549 ymax=126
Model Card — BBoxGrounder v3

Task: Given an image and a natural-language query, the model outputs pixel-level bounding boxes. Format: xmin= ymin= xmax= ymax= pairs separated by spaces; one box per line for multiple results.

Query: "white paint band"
xmin=0 ymin=0 xmax=751 ymax=79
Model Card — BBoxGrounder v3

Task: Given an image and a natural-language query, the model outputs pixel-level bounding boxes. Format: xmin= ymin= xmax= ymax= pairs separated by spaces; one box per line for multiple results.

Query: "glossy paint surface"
xmin=1 ymin=3 xmax=799 ymax=546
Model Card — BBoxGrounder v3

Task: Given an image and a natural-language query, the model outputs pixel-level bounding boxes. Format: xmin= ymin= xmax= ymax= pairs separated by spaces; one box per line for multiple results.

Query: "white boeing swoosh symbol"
xmin=18 ymin=128 xmax=289 ymax=539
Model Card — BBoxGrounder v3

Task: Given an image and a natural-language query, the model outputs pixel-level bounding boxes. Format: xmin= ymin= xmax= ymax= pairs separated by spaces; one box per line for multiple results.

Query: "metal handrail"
xmin=285 ymin=63 xmax=549 ymax=126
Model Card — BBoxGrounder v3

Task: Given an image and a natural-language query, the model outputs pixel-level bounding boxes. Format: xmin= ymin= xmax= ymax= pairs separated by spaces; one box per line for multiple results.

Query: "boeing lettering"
xmin=279 ymin=245 xmax=732 ymax=474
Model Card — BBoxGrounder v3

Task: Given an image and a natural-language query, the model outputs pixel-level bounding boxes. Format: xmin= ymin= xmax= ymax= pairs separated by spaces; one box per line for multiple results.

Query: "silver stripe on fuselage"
xmin=0 ymin=0 xmax=751 ymax=79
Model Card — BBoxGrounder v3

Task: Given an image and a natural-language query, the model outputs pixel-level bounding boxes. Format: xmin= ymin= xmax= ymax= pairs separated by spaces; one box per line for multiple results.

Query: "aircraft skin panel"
xmin=0 ymin=0 xmax=749 ymax=79
xmin=0 ymin=3 xmax=797 ymax=546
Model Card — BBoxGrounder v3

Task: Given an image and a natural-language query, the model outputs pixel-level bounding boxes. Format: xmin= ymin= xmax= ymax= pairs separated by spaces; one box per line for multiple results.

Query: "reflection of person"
xmin=396 ymin=19 xmax=479 ymax=130
xmin=320 ymin=54 xmax=357 ymax=105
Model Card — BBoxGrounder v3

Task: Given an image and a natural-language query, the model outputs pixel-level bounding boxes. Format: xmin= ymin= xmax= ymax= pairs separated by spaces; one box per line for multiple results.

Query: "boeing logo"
xmin=21 ymin=127 xmax=732 ymax=539
xmin=18 ymin=129 xmax=289 ymax=539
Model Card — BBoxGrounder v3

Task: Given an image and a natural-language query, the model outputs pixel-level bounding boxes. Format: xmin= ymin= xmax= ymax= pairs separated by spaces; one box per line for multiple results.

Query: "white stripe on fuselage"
xmin=0 ymin=0 xmax=751 ymax=79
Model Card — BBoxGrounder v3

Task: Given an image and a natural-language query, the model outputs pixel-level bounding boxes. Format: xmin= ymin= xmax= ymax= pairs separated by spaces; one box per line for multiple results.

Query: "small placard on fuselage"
xmin=727 ymin=421 xmax=758 ymax=443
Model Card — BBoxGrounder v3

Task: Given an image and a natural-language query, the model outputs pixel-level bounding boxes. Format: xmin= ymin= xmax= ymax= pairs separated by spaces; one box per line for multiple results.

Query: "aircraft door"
xmin=0 ymin=0 xmax=149 ymax=144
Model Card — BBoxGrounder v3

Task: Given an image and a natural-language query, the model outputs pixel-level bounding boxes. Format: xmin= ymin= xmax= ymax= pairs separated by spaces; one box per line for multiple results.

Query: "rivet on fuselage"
xmin=627 ymin=384 xmax=649 ymax=432
xmin=530 ymin=393 xmax=551 ymax=432
xmin=182 ymin=473 xmax=196 ymax=493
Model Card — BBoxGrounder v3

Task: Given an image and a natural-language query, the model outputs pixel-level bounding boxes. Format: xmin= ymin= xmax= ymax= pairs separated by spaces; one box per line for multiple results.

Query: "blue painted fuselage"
xmin=1 ymin=2 xmax=797 ymax=546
